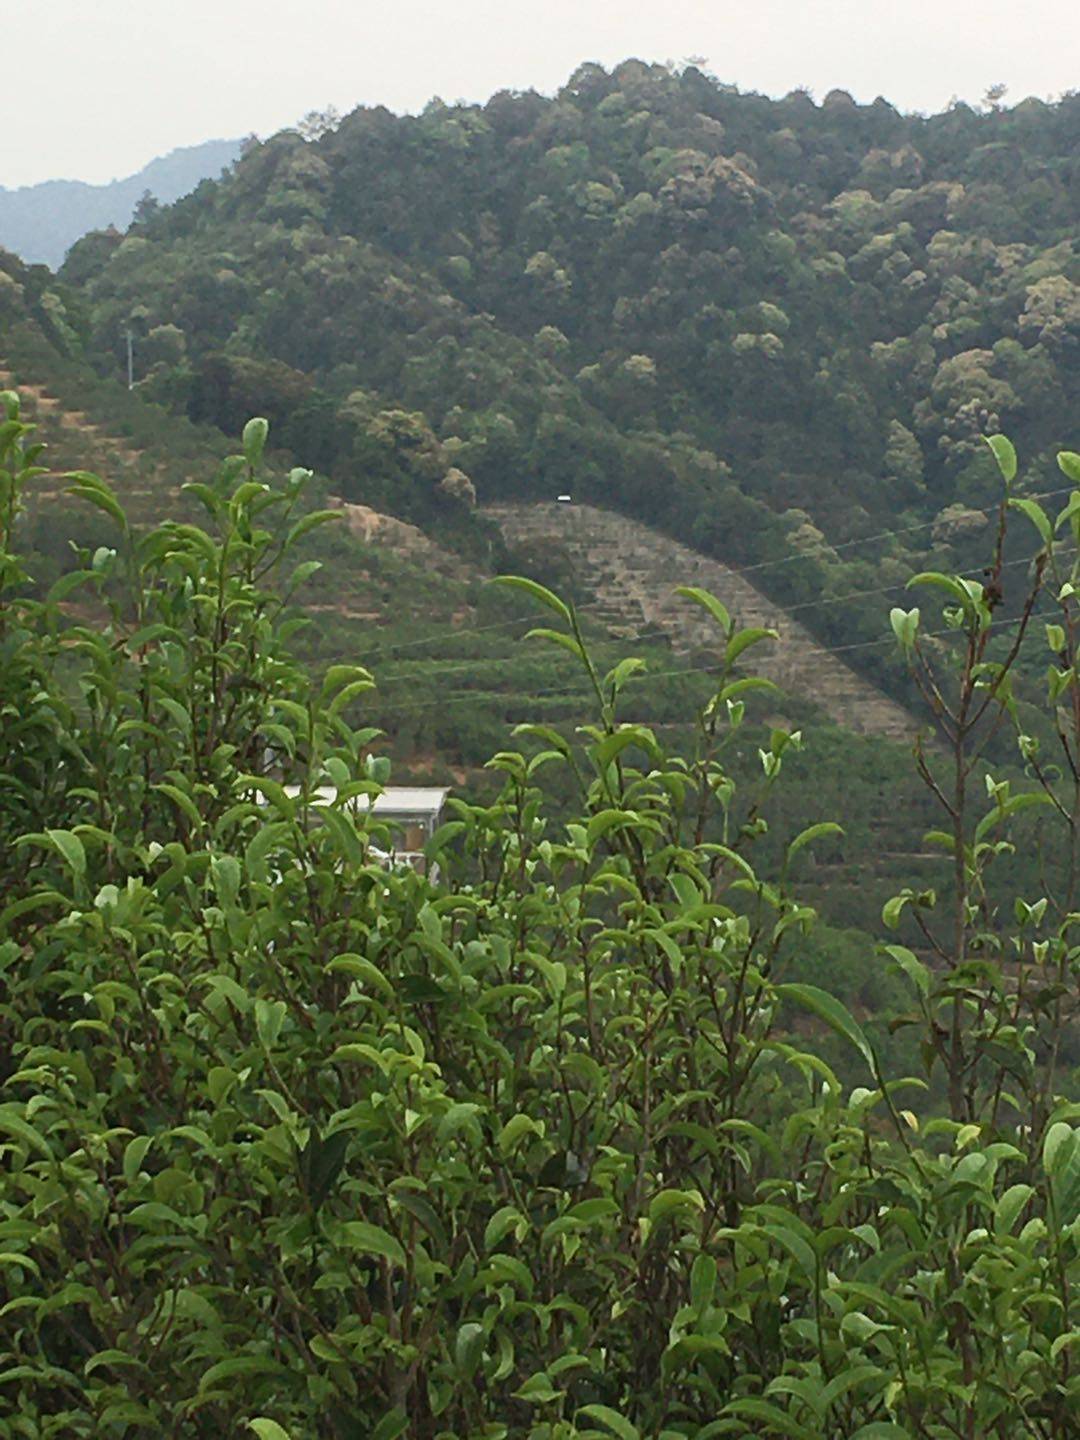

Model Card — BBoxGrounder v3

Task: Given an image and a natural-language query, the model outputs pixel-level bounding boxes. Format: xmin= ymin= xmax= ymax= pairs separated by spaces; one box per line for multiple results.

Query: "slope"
xmin=487 ymin=501 xmax=916 ymax=739
xmin=0 ymin=297 xmax=481 ymax=671
xmin=51 ymin=64 xmax=1079 ymax=710
xmin=0 ymin=268 xmax=951 ymax=939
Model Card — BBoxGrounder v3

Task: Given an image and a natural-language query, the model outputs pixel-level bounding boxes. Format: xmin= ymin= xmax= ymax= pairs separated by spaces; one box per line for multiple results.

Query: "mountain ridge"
xmin=0 ymin=138 xmax=244 ymax=268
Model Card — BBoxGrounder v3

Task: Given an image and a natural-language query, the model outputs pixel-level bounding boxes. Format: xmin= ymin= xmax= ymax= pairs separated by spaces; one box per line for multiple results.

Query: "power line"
xmin=370 ymin=603 xmax=1058 ymax=719
xmin=352 ymin=480 xmax=1076 ymax=666
xmin=371 ymin=548 xmax=1049 ymax=689
xmin=729 ymin=480 xmax=1077 ymax=577
xmin=351 ymin=593 xmax=609 ymax=663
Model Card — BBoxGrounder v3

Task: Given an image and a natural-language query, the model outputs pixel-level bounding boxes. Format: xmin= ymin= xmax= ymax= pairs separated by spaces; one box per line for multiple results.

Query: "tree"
xmin=883 ymin=418 xmax=925 ymax=498
xmin=982 ymin=81 xmax=1009 ymax=111
xmin=132 ymin=188 xmax=160 ymax=224
xmin=296 ymin=104 xmax=341 ymax=141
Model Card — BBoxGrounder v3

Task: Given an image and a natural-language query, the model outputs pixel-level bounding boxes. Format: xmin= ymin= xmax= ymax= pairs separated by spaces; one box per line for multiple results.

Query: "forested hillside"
xmin=6 ymin=60 xmax=1079 ymax=930
xmin=46 ymin=62 xmax=1080 ymax=680
xmin=0 ymin=233 xmax=949 ymax=936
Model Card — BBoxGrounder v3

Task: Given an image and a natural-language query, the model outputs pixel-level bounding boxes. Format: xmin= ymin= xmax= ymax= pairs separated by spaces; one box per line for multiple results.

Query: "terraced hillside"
xmin=487 ymin=502 xmax=918 ymax=742
xmin=1 ymin=352 xmax=944 ymax=933
xmin=0 ymin=361 xmax=168 ymax=524
xmin=0 ymin=354 xmax=486 ymax=673
xmin=1 ymin=337 xmax=922 ymax=823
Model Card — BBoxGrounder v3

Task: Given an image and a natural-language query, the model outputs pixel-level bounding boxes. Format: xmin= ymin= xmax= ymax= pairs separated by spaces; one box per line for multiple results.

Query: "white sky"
xmin=5 ymin=0 xmax=1079 ymax=188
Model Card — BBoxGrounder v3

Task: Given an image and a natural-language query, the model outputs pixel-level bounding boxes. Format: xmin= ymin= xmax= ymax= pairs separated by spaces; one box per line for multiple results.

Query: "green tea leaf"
xmin=491 ymin=574 xmax=571 ymax=621
xmin=776 ymin=983 xmax=875 ymax=1074
xmin=0 ymin=1106 xmax=53 ymax=1160
xmin=787 ymin=822 xmax=843 ymax=864
xmin=248 ymin=1422 xmax=292 ymax=1440
xmin=254 ymin=998 xmax=287 ymax=1052
xmin=726 ymin=626 xmax=777 ymax=666
xmin=198 ymin=1355 xmax=282 ymax=1392
xmin=45 ymin=829 xmax=85 ymax=880
xmin=242 ymin=416 xmax=269 ymax=465
xmin=337 ymin=1221 xmax=406 ymax=1267
xmin=676 ymin=586 xmax=731 ymax=635
xmin=1009 ymin=496 xmax=1052 ymax=546
xmin=984 ymin=433 xmax=1017 ymax=483
xmin=370 ymin=1410 xmax=408 ymax=1440
xmin=577 ymin=1404 xmax=640 ymax=1440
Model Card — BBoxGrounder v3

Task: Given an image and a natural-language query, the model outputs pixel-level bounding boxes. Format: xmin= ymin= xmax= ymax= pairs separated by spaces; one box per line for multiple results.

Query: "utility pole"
xmin=125 ymin=328 xmax=134 ymax=390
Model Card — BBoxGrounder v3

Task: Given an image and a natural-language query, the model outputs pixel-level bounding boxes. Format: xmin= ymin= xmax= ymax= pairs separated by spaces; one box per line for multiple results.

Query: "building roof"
xmin=282 ymin=785 xmax=450 ymax=817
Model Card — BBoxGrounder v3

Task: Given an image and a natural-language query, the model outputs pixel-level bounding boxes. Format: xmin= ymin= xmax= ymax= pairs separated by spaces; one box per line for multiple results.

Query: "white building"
xmin=282 ymin=784 xmax=450 ymax=874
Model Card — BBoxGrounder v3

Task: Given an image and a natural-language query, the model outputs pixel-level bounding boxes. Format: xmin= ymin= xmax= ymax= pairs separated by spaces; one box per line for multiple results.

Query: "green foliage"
xmin=30 ymin=67 xmax=1078 ymax=699
xmin=0 ymin=390 xmax=79 ymax=881
xmin=0 ymin=406 xmax=1077 ymax=1437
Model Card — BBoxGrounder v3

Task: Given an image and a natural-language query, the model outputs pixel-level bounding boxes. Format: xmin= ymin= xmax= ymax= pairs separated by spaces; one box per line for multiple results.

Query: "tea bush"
xmin=0 ymin=400 xmax=1077 ymax=1437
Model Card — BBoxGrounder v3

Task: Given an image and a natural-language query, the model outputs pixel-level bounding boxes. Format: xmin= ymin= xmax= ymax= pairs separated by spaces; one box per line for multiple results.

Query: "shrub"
xmin=0 ymin=402 xmax=1077 ymax=1437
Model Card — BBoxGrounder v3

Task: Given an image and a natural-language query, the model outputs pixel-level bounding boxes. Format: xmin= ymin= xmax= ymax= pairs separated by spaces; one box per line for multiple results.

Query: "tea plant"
xmin=0 ymin=400 xmax=1076 ymax=1438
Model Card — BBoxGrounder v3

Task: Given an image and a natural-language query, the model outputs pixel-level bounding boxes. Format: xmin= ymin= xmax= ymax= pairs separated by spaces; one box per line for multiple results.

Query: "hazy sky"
xmin=5 ymin=0 xmax=1079 ymax=188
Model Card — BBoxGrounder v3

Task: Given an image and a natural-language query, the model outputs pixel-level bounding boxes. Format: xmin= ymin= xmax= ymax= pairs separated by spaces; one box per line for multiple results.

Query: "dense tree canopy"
xmin=27 ymin=64 xmax=1076 ymax=689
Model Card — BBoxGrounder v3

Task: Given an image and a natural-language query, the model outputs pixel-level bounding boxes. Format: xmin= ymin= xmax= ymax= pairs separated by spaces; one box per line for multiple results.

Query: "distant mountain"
xmin=0 ymin=139 xmax=244 ymax=269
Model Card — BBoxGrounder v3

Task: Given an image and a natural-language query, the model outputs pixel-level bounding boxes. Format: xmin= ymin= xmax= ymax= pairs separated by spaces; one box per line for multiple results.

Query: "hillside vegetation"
xmin=0 ymin=267 xmax=946 ymax=941
xmin=3 ymin=59 xmax=1078 ymax=936
xmin=3 ymin=63 xmax=1080 ymax=1418
xmin=42 ymin=64 xmax=1080 ymax=689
